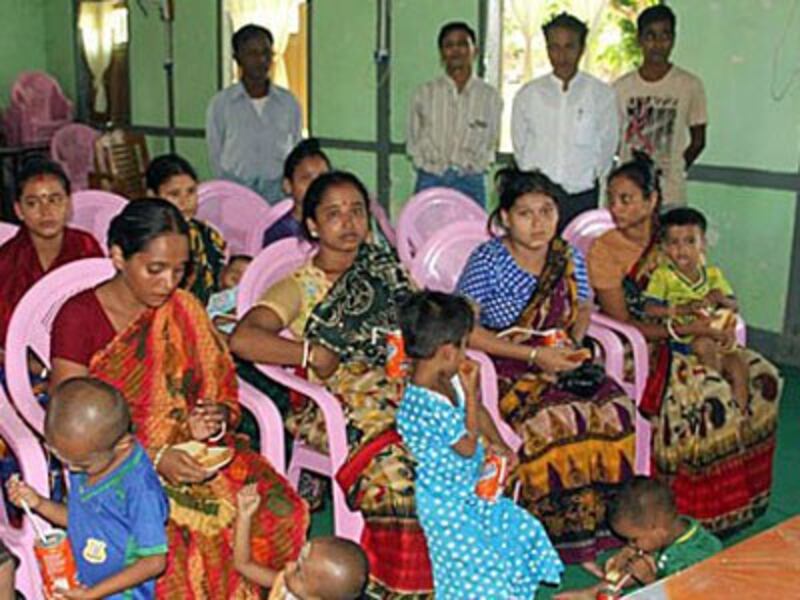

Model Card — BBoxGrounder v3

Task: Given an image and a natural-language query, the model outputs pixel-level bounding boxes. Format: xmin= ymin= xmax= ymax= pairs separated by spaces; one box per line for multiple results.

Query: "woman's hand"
xmin=6 ymin=475 xmax=41 ymax=510
xmin=534 ymin=346 xmax=583 ymax=374
xmin=51 ymin=585 xmax=94 ymax=600
xmin=188 ymin=401 xmax=226 ymax=441
xmin=309 ymin=343 xmax=338 ymax=379
xmin=157 ymin=448 xmax=210 ymax=485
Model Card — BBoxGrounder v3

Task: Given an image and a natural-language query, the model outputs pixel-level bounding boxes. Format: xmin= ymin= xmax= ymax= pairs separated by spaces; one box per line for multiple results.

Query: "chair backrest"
xmin=197 ymin=180 xmax=275 ymax=257
xmin=409 ymin=220 xmax=490 ymax=292
xmin=369 ymin=197 xmax=396 ymax=247
xmin=70 ymin=190 xmax=128 ymax=251
xmin=11 ymin=71 xmax=71 ymax=120
xmin=0 ymin=222 xmax=19 ymax=246
xmin=5 ymin=258 xmax=116 ymax=433
xmin=92 ymin=129 xmax=149 ymax=198
xmin=237 ymin=237 xmax=315 ymax=315
xmin=561 ymin=208 xmax=615 ymax=256
xmin=0 ymin=385 xmax=50 ymax=600
xmin=50 ymin=123 xmax=100 ymax=191
xmin=396 ymin=186 xmax=487 ymax=264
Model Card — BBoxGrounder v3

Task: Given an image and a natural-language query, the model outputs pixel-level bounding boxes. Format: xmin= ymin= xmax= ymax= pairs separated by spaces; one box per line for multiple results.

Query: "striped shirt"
xmin=407 ymin=74 xmax=502 ymax=175
xmin=456 ymin=237 xmax=590 ymax=330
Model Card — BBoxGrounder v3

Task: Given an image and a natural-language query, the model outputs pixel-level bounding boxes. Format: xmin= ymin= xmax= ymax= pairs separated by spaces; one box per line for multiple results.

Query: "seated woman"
xmin=146 ymin=154 xmax=227 ymax=304
xmin=50 ymin=199 xmax=308 ymax=599
xmin=262 ymin=138 xmax=331 ymax=247
xmin=455 ymin=168 xmax=637 ymax=573
xmin=0 ymin=157 xmax=103 ymax=350
xmin=232 ymin=170 xmax=565 ymax=598
xmin=587 ymin=153 xmax=781 ymax=536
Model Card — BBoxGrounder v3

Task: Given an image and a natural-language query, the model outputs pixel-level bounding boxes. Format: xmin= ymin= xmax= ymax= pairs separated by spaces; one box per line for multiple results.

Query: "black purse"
xmin=554 ymin=339 xmax=606 ymax=397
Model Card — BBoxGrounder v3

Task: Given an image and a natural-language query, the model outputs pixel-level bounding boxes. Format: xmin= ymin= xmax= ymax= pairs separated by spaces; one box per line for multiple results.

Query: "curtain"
xmin=79 ymin=1 xmax=127 ymax=114
xmin=226 ymin=0 xmax=304 ymax=89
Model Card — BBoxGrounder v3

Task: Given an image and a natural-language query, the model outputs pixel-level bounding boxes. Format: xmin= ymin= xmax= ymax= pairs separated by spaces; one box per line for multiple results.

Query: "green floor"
xmin=307 ymin=366 xmax=800 ymax=596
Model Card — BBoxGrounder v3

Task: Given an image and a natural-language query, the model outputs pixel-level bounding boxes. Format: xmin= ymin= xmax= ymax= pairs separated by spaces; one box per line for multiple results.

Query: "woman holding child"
xmin=456 ymin=168 xmax=637 ymax=571
xmin=586 ymin=153 xmax=781 ymax=535
xmin=49 ymin=199 xmax=308 ymax=599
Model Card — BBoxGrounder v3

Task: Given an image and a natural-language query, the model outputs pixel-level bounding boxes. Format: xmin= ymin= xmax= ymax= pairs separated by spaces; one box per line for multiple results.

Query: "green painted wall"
xmin=0 ymin=0 xmax=48 ymax=109
xmin=43 ymin=0 xmax=78 ymax=104
xmin=670 ymin=0 xmax=799 ymax=333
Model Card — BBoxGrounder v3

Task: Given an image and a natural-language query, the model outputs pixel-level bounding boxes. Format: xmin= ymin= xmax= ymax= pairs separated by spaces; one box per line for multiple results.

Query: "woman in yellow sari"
xmin=50 ymin=199 xmax=308 ymax=599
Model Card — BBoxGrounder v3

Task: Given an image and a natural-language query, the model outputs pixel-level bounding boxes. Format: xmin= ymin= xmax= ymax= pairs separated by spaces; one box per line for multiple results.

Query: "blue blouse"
xmin=456 ymin=237 xmax=589 ymax=330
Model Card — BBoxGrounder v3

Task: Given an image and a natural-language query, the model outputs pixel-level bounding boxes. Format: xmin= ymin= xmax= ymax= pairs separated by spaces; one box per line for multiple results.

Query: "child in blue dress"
xmin=397 ymin=291 xmax=563 ymax=600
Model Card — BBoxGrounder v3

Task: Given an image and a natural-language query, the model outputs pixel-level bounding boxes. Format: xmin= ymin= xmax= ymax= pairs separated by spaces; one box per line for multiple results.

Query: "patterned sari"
xmin=281 ymin=243 xmax=433 ymax=599
xmin=87 ymin=290 xmax=308 ymax=599
xmin=625 ymin=241 xmax=782 ymax=534
xmin=490 ymin=239 xmax=637 ymax=564
xmin=187 ymin=219 xmax=227 ymax=304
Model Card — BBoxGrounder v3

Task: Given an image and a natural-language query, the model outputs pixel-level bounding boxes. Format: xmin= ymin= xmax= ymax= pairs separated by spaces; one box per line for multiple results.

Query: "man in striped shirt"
xmin=406 ymin=21 xmax=502 ymax=207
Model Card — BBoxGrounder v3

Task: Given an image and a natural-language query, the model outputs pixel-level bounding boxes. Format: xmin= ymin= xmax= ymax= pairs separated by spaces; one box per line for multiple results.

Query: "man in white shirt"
xmin=406 ymin=21 xmax=502 ymax=207
xmin=511 ymin=13 xmax=618 ymax=229
xmin=206 ymin=24 xmax=301 ymax=204
xmin=614 ymin=5 xmax=707 ymax=207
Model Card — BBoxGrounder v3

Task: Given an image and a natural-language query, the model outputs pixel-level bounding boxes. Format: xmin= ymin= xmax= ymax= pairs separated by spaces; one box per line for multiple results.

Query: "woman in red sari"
xmin=50 ymin=199 xmax=308 ymax=599
xmin=0 ymin=158 xmax=102 ymax=346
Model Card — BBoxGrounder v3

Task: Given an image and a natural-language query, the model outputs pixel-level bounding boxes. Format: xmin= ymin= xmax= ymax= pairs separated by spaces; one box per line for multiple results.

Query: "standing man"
xmin=407 ymin=21 xmax=502 ymax=207
xmin=206 ymin=24 xmax=301 ymax=204
xmin=615 ymin=5 xmax=707 ymax=207
xmin=511 ymin=13 xmax=618 ymax=227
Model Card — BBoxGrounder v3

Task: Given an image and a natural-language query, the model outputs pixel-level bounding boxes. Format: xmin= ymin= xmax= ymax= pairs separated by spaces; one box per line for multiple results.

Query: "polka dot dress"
xmin=397 ymin=381 xmax=563 ymax=599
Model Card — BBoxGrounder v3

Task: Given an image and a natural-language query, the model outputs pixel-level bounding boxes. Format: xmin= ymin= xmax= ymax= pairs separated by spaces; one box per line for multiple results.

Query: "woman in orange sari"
xmin=49 ymin=199 xmax=308 ymax=599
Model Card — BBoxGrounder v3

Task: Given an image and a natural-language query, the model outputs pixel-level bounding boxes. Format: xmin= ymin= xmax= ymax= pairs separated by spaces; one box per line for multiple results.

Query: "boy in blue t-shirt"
xmin=7 ymin=377 xmax=168 ymax=599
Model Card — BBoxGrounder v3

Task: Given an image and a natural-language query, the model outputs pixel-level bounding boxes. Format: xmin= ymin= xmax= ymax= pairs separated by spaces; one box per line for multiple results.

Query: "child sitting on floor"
xmin=207 ymin=254 xmax=252 ymax=334
xmin=643 ymin=207 xmax=749 ymax=409
xmin=396 ymin=290 xmax=563 ymax=600
xmin=555 ymin=477 xmax=723 ymax=599
xmin=234 ymin=484 xmax=368 ymax=599
xmin=7 ymin=378 xmax=168 ymax=600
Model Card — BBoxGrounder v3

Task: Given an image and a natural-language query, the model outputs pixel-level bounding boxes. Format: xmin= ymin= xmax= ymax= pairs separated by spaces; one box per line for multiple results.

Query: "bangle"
xmin=666 ymin=318 xmax=691 ymax=343
xmin=301 ymin=339 xmax=310 ymax=369
xmin=153 ymin=445 xmax=169 ymax=469
xmin=527 ymin=347 xmax=539 ymax=367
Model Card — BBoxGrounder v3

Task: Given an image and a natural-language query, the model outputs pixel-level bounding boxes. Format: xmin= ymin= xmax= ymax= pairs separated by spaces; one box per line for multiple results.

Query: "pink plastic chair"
xmin=396 ymin=186 xmax=487 ymax=264
xmin=70 ymin=190 xmax=127 ymax=251
xmin=7 ymin=71 xmax=74 ymax=145
xmin=197 ymin=180 xmax=275 ymax=256
xmin=561 ymin=208 xmax=616 ymax=256
xmin=369 ymin=197 xmax=396 ymax=247
xmin=411 ymin=220 xmax=642 ymax=469
xmin=0 ymin=222 xmax=19 ymax=246
xmin=4 ymin=258 xmax=116 ymax=433
xmin=237 ymin=237 xmax=365 ymax=541
xmin=0 ymin=386 xmax=51 ymax=600
xmin=50 ymin=124 xmax=100 ymax=191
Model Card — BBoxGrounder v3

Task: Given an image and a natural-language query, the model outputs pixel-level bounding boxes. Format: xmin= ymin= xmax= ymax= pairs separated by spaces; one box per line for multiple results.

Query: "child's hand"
xmin=457 ymin=359 xmax=481 ymax=400
xmin=627 ymin=553 xmax=657 ymax=585
xmin=704 ymin=289 xmax=727 ymax=307
xmin=236 ymin=483 xmax=261 ymax=520
xmin=604 ymin=545 xmax=638 ymax=578
xmin=51 ymin=584 xmax=93 ymax=599
xmin=6 ymin=475 xmax=41 ymax=510
xmin=488 ymin=442 xmax=519 ymax=471
xmin=676 ymin=299 xmax=707 ymax=317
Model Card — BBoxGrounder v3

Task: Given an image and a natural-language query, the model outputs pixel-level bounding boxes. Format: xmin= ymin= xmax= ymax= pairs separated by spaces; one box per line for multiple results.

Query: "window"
xmin=496 ymin=0 xmax=658 ymax=151
xmin=220 ymin=0 xmax=309 ymax=131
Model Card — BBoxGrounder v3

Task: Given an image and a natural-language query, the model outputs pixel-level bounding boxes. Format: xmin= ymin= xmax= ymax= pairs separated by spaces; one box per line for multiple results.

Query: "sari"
xmin=617 ymin=237 xmax=782 ymax=534
xmin=264 ymin=243 xmax=432 ymax=599
xmin=187 ymin=219 xmax=227 ymax=304
xmin=458 ymin=238 xmax=636 ymax=564
xmin=53 ymin=289 xmax=308 ymax=599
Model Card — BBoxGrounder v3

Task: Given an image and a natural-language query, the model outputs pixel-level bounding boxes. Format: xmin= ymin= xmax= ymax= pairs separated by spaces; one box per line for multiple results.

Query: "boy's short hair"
xmin=400 ymin=291 xmax=474 ymax=359
xmin=637 ymin=5 xmax=676 ymax=35
xmin=542 ymin=12 xmax=589 ymax=45
xmin=232 ymin=24 xmax=274 ymax=54
xmin=437 ymin=21 xmax=477 ymax=48
xmin=659 ymin=207 xmax=708 ymax=238
xmin=47 ymin=377 xmax=131 ymax=451
xmin=610 ymin=476 xmax=676 ymax=529
xmin=16 ymin=157 xmax=71 ymax=199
